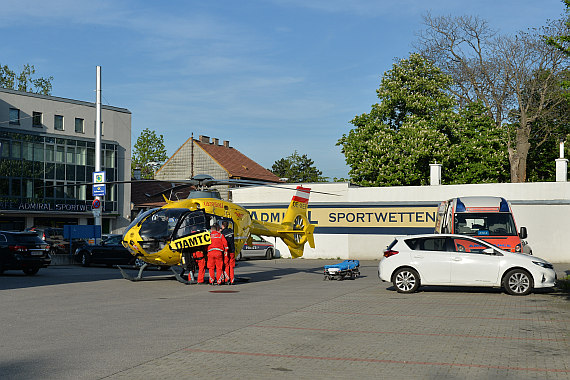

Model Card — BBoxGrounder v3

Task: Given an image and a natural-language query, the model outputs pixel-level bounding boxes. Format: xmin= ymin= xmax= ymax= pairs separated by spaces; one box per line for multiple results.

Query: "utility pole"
xmin=94 ymin=66 xmax=102 ymax=235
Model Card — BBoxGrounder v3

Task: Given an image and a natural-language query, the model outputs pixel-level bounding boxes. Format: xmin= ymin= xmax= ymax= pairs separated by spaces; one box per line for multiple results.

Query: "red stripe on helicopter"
xmin=292 ymin=186 xmax=311 ymax=203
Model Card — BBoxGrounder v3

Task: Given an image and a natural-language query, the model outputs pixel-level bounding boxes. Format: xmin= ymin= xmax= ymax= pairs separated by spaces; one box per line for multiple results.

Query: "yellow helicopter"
xmin=118 ymin=175 xmax=317 ymax=283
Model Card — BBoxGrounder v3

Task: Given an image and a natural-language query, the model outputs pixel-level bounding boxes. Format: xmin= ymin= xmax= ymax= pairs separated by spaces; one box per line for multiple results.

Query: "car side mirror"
xmin=519 ymin=227 xmax=527 ymax=239
xmin=483 ymin=248 xmax=495 ymax=255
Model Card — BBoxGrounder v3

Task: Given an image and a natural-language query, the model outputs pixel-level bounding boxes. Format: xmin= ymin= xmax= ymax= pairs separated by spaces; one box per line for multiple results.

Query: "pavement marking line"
xmin=335 ymin=300 xmax=552 ymax=309
xmin=184 ymin=348 xmax=570 ymax=373
xmin=296 ymin=310 xmax=569 ymax=323
xmin=251 ymin=324 xmax=567 ymax=342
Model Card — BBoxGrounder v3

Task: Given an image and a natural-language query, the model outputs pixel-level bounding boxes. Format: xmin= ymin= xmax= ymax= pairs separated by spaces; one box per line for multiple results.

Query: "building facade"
xmin=0 ymin=87 xmax=131 ymax=233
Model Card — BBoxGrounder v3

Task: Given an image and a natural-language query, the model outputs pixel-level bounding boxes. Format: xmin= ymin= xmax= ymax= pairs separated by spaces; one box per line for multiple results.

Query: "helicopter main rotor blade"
xmin=41 ymin=175 xmax=342 ymax=196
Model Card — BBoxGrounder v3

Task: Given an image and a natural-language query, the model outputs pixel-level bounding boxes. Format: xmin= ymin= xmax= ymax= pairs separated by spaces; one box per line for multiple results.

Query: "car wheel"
xmin=265 ymin=248 xmax=273 ymax=260
xmin=23 ymin=267 xmax=40 ymax=275
xmin=392 ymin=268 xmax=420 ymax=293
xmin=503 ymin=269 xmax=533 ymax=296
xmin=81 ymin=252 xmax=91 ymax=267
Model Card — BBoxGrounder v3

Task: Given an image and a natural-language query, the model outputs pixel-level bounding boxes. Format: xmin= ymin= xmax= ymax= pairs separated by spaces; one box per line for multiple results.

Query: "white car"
xmin=378 ymin=234 xmax=556 ymax=296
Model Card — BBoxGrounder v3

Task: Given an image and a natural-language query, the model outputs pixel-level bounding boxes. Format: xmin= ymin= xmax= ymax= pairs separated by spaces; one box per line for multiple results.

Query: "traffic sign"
xmin=93 ymin=184 xmax=106 ymax=197
xmin=93 ymin=171 xmax=105 ymax=183
xmin=92 ymin=199 xmax=101 ymax=209
xmin=92 ymin=171 xmax=106 ymax=196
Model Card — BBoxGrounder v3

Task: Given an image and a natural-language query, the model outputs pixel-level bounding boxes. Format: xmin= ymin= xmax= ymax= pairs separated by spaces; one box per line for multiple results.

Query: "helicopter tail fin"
xmin=279 ymin=186 xmax=315 ymax=258
xmin=249 ymin=186 xmax=316 ymax=258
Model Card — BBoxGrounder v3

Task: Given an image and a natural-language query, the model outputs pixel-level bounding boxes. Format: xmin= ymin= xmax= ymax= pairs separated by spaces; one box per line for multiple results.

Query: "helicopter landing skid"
xmin=170 ymin=267 xmax=196 ymax=285
xmin=117 ymin=263 xmax=148 ymax=282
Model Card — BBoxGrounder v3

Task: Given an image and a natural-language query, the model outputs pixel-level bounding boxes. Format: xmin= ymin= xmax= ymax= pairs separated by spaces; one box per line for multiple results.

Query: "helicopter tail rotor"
xmin=251 ymin=186 xmax=316 ymax=258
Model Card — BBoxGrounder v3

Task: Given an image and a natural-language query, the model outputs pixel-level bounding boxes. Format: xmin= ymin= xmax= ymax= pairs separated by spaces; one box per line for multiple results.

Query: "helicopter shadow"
xmin=0 ymin=265 xmax=174 ymax=291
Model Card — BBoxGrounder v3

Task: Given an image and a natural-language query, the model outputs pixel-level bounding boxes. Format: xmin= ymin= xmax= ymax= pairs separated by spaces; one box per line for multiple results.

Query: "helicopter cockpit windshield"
xmin=139 ymin=208 xmax=189 ymax=241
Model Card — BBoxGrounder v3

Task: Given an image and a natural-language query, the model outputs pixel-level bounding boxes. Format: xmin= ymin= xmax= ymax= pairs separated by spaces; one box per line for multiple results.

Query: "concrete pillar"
xmin=430 ymin=163 xmax=442 ymax=186
xmin=555 ymin=158 xmax=568 ymax=182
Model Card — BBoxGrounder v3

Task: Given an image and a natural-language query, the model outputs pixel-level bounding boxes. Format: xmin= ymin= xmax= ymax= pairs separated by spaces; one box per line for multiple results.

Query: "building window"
xmin=9 ymin=108 xmax=20 ymax=125
xmin=54 ymin=115 xmax=64 ymax=131
xmin=32 ymin=112 xmax=42 ymax=127
xmin=75 ymin=118 xmax=84 ymax=133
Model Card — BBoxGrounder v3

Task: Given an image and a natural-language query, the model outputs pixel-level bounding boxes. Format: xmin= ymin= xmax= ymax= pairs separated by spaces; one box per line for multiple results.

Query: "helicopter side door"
xmin=170 ymin=209 xmax=211 ymax=252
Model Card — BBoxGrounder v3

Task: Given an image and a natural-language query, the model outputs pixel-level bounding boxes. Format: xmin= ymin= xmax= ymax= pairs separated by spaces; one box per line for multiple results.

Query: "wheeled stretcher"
xmin=323 ymin=260 xmax=360 ymax=280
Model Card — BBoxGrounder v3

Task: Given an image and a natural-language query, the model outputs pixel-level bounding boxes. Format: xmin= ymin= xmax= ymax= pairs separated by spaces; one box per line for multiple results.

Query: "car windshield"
xmin=104 ymin=235 xmax=122 ymax=245
xmin=454 ymin=213 xmax=517 ymax=236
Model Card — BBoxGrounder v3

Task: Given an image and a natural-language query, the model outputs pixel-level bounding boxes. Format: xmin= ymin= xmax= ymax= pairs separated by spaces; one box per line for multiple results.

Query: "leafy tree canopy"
xmin=132 ymin=128 xmax=169 ymax=179
xmin=0 ymin=63 xmax=53 ymax=95
xmin=270 ymin=151 xmax=328 ymax=183
xmin=337 ymin=53 xmax=509 ymax=186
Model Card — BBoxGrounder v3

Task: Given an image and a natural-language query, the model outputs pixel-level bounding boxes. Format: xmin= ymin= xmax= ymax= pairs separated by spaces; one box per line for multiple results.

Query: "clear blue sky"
xmin=1 ymin=1 xmax=566 ymax=179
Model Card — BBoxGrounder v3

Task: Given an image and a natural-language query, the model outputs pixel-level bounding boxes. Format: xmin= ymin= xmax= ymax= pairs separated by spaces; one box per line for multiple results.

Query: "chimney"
xmin=213 ymin=138 xmax=219 ymax=145
xmin=430 ymin=163 xmax=442 ymax=186
xmin=199 ymin=135 xmax=210 ymax=144
xmin=223 ymin=140 xmax=230 ymax=148
xmin=556 ymin=138 xmax=567 ymax=182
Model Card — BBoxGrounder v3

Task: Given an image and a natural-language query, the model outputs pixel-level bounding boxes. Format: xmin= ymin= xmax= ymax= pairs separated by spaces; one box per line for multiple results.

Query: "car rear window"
xmin=11 ymin=233 xmax=45 ymax=244
xmin=405 ymin=237 xmax=447 ymax=251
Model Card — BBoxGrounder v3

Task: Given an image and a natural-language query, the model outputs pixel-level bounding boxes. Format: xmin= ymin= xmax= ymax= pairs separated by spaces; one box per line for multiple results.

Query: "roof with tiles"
xmin=190 ymin=136 xmax=281 ymax=183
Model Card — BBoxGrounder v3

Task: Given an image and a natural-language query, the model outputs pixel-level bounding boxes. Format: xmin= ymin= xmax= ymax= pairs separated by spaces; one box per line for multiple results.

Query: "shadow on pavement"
xmin=0 ymin=265 xmax=175 ymax=291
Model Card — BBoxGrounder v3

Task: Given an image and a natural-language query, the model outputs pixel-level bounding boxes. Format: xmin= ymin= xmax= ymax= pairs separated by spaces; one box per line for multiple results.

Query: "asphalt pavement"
xmin=0 ymin=260 xmax=568 ymax=379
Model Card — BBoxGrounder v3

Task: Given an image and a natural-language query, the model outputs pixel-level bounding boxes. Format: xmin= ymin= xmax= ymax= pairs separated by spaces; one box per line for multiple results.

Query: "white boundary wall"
xmin=232 ymin=182 xmax=570 ymax=263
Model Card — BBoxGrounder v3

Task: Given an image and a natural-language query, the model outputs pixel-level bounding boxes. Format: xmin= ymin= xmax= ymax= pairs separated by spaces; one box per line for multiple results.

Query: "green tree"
xmin=0 ymin=63 xmax=53 ymax=95
xmin=337 ymin=54 xmax=509 ymax=186
xmin=448 ymin=102 xmax=510 ymax=184
xmin=270 ymin=151 xmax=327 ymax=182
xmin=417 ymin=13 xmax=568 ymax=182
xmin=132 ymin=129 xmax=168 ymax=179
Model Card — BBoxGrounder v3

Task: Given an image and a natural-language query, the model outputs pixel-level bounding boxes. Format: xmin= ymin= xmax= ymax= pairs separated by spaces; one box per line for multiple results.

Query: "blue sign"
xmin=93 ymin=184 xmax=106 ymax=197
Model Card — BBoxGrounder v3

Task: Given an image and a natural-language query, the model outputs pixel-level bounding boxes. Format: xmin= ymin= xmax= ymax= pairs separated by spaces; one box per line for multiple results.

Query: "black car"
xmin=26 ymin=227 xmax=86 ymax=255
xmin=74 ymin=234 xmax=134 ymax=267
xmin=0 ymin=231 xmax=51 ymax=275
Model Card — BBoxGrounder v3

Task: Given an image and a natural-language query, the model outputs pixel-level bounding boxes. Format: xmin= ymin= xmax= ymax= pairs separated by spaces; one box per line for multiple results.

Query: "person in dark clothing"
xmin=221 ymin=220 xmax=236 ymax=284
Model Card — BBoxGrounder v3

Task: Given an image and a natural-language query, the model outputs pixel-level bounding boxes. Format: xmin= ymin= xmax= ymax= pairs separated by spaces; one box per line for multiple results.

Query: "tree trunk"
xmin=508 ymin=126 xmax=531 ymax=183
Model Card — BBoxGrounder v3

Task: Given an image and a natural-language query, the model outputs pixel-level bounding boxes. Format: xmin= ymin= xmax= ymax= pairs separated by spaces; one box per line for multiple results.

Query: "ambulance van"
xmin=434 ymin=196 xmax=530 ymax=254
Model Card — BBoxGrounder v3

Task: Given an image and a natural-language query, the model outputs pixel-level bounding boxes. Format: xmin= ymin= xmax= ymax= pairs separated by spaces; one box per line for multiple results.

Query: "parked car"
xmin=74 ymin=234 xmax=134 ymax=267
xmin=26 ymin=227 xmax=86 ymax=255
xmin=237 ymin=234 xmax=275 ymax=260
xmin=378 ymin=234 xmax=556 ymax=296
xmin=0 ymin=231 xmax=51 ymax=275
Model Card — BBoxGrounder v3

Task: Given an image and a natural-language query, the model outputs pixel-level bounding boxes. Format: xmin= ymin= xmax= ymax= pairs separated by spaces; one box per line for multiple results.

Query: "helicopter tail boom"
xmin=250 ymin=186 xmax=315 ymax=258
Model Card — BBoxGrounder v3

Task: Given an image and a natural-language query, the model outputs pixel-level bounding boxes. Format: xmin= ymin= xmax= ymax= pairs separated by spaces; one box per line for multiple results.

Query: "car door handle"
xmin=452 ymin=257 xmax=462 ymax=261
xmin=413 ymin=255 xmax=424 ymax=259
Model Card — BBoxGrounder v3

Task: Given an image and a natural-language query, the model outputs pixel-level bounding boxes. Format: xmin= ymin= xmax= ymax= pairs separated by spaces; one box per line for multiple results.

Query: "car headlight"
xmin=532 ymin=261 xmax=553 ymax=269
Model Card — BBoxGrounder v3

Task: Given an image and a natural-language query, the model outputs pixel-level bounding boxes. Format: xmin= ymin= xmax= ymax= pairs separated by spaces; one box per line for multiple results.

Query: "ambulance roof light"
xmin=456 ymin=198 xmax=466 ymax=212
xmin=499 ymin=198 xmax=510 ymax=212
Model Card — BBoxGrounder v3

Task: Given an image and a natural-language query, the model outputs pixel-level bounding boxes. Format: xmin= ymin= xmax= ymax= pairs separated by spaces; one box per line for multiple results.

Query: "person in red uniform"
xmin=207 ymin=224 xmax=227 ymax=285
xmin=221 ymin=220 xmax=236 ymax=285
xmin=191 ymin=250 xmax=206 ymax=284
